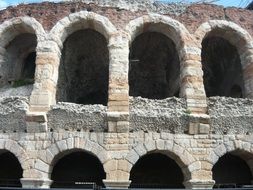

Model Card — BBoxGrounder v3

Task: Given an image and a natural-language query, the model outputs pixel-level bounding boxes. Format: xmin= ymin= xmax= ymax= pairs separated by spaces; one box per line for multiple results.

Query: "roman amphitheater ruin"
xmin=0 ymin=0 xmax=253 ymax=189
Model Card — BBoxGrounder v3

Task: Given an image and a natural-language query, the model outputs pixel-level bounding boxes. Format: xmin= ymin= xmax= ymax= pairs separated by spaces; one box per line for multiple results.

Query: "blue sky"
xmin=0 ymin=0 xmax=251 ymax=9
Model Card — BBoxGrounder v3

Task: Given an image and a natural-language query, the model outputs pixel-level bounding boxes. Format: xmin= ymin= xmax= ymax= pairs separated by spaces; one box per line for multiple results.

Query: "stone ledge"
xmin=21 ymin=178 xmax=52 ymax=188
xmin=103 ymin=180 xmax=131 ymax=189
xmin=183 ymin=179 xmax=215 ymax=189
xmin=26 ymin=112 xmax=48 ymax=132
xmin=188 ymin=114 xmax=210 ymax=135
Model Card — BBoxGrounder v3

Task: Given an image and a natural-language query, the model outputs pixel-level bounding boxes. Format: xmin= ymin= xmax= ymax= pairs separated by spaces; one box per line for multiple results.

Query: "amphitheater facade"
xmin=0 ymin=0 xmax=253 ymax=189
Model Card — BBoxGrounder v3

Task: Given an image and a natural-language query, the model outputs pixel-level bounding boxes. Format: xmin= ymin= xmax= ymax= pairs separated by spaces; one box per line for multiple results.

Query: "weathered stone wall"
xmin=0 ymin=1 xmax=252 ymax=189
xmin=0 ymin=131 xmax=252 ymax=188
xmin=47 ymin=103 xmax=107 ymax=132
xmin=130 ymin=97 xmax=188 ymax=133
xmin=0 ymin=97 xmax=29 ymax=132
xmin=0 ymin=3 xmax=253 ymax=36
xmin=208 ymin=97 xmax=253 ymax=135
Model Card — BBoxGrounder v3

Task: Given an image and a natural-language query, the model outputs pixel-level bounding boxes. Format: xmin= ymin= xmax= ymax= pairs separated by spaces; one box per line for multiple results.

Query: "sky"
xmin=0 ymin=0 xmax=251 ymax=10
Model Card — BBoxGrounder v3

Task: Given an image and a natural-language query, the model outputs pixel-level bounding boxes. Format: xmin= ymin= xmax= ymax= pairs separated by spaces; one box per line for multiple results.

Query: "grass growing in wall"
xmin=183 ymin=109 xmax=191 ymax=115
xmin=12 ymin=79 xmax=34 ymax=88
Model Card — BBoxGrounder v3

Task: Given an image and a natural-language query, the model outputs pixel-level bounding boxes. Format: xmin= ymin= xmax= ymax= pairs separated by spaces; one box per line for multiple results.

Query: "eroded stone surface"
xmin=0 ymin=1 xmax=252 ymax=188
xmin=47 ymin=102 xmax=107 ymax=132
xmin=208 ymin=97 xmax=253 ymax=134
xmin=129 ymin=97 xmax=189 ymax=133
xmin=0 ymin=97 xmax=29 ymax=132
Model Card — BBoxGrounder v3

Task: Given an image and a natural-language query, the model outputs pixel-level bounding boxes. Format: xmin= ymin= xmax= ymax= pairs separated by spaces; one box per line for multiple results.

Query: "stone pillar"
xmin=107 ymin=34 xmax=129 ymax=133
xmin=241 ymin=48 xmax=253 ymax=98
xmin=184 ymin=180 xmax=215 ymax=189
xmin=21 ymin=178 xmax=52 ymax=188
xmin=29 ymin=51 xmax=59 ymax=112
xmin=180 ymin=45 xmax=211 ymax=134
xmin=27 ymin=41 xmax=60 ymax=132
xmin=103 ymin=138 xmax=131 ymax=188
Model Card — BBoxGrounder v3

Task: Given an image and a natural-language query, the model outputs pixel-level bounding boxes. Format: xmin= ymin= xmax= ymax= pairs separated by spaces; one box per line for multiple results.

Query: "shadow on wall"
xmin=129 ymin=32 xmax=180 ymax=99
xmin=0 ymin=33 xmax=36 ymax=89
xmin=202 ymin=36 xmax=244 ymax=98
xmin=56 ymin=29 xmax=109 ymax=106
xmin=0 ymin=151 xmax=22 ymax=187
xmin=213 ymin=153 xmax=252 ymax=188
xmin=130 ymin=153 xmax=184 ymax=188
xmin=51 ymin=151 xmax=106 ymax=188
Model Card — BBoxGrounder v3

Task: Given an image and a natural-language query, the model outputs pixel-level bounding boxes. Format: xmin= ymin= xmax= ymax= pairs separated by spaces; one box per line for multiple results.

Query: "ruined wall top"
xmin=0 ymin=1 xmax=252 ymax=37
xmin=63 ymin=0 xmax=189 ymax=14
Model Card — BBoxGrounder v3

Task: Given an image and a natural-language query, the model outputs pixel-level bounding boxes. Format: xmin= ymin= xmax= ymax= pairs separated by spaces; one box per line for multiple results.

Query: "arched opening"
xmin=56 ymin=29 xmax=109 ymax=105
xmin=202 ymin=36 xmax=244 ymax=97
xmin=21 ymin=52 xmax=36 ymax=80
xmin=213 ymin=153 xmax=252 ymax=188
xmin=51 ymin=151 xmax=106 ymax=188
xmin=129 ymin=32 xmax=180 ymax=99
xmin=0 ymin=151 xmax=23 ymax=187
xmin=0 ymin=33 xmax=37 ymax=88
xmin=130 ymin=153 xmax=184 ymax=188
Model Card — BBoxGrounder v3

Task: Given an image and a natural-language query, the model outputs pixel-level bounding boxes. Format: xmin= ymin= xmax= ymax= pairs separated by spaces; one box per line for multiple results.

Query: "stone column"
xmin=29 ymin=50 xmax=59 ymax=112
xmin=21 ymin=178 xmax=52 ymax=188
xmin=184 ymin=180 xmax=215 ymax=189
xmin=107 ymin=33 xmax=130 ymax=133
xmin=241 ymin=47 xmax=253 ymax=98
xmin=103 ymin=135 xmax=132 ymax=188
xmin=27 ymin=41 xmax=60 ymax=132
xmin=180 ymin=45 xmax=210 ymax=134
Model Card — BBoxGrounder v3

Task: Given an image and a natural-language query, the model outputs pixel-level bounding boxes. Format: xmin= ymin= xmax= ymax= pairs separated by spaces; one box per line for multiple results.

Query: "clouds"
xmin=0 ymin=0 xmax=8 ymax=9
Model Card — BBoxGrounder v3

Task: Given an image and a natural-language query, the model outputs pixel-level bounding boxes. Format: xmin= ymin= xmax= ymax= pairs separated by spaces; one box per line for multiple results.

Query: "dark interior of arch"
xmin=202 ymin=36 xmax=244 ymax=98
xmin=1 ymin=33 xmax=37 ymax=87
xmin=51 ymin=151 xmax=106 ymax=188
xmin=0 ymin=151 xmax=23 ymax=187
xmin=213 ymin=153 xmax=252 ymax=188
xmin=130 ymin=153 xmax=184 ymax=188
xmin=22 ymin=52 xmax=36 ymax=80
xmin=129 ymin=32 xmax=180 ymax=99
xmin=56 ymin=29 xmax=109 ymax=105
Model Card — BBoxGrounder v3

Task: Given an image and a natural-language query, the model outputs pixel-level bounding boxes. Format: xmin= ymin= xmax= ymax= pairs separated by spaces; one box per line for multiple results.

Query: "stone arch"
xmin=126 ymin=14 xmax=193 ymax=52
xmin=126 ymin=141 xmax=195 ymax=183
xmin=208 ymin=141 xmax=253 ymax=175
xmin=195 ymin=20 xmax=253 ymax=98
xmin=39 ymin=137 xmax=109 ymax=179
xmin=48 ymin=11 xmax=117 ymax=106
xmin=0 ymin=17 xmax=45 ymax=92
xmin=49 ymin=11 xmax=117 ymax=50
xmin=0 ymin=139 xmax=30 ymax=177
xmin=209 ymin=142 xmax=253 ymax=187
xmin=0 ymin=17 xmax=45 ymax=48
xmin=126 ymin=14 xmax=207 ymax=114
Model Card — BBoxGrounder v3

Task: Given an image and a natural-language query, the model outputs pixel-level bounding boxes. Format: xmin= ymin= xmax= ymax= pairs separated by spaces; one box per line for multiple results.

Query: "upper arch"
xmin=195 ymin=20 xmax=253 ymax=97
xmin=0 ymin=17 xmax=45 ymax=49
xmin=49 ymin=11 xmax=117 ymax=49
xmin=126 ymin=14 xmax=195 ymax=57
xmin=195 ymin=20 xmax=253 ymax=60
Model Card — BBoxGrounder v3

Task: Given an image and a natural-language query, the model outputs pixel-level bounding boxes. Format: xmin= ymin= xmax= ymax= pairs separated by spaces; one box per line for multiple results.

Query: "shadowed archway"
xmin=129 ymin=32 xmax=180 ymax=99
xmin=200 ymin=29 xmax=245 ymax=98
xmin=0 ymin=151 xmax=23 ymax=187
xmin=213 ymin=153 xmax=252 ymax=188
xmin=56 ymin=29 xmax=109 ymax=105
xmin=51 ymin=151 xmax=106 ymax=188
xmin=130 ymin=153 xmax=184 ymax=188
